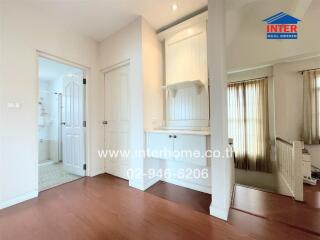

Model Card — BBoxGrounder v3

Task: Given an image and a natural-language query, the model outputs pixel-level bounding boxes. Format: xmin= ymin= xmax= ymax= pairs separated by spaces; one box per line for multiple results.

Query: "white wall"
xmin=0 ymin=2 xmax=104 ymax=209
xmin=141 ymin=19 xmax=164 ymax=187
xmin=273 ymin=56 xmax=320 ymax=169
xmin=0 ymin=2 xmax=5 ymax=206
xmin=142 ymin=19 xmax=164 ymax=131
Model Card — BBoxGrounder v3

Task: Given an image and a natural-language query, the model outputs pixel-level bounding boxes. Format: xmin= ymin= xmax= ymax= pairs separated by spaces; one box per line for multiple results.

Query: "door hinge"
xmin=83 ymin=121 xmax=86 ymax=127
xmin=83 ymin=164 xmax=87 ymax=170
xmin=83 ymin=78 xmax=86 ymax=85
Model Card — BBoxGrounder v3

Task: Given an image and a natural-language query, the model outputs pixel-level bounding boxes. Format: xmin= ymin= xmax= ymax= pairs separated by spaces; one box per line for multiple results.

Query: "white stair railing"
xmin=276 ymin=137 xmax=303 ymax=201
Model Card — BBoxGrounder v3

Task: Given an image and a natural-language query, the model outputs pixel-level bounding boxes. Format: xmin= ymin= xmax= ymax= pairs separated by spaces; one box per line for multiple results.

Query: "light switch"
xmin=7 ymin=102 xmax=21 ymax=109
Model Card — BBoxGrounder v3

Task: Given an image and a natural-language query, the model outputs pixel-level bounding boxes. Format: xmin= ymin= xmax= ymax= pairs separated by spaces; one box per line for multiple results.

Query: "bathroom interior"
xmin=38 ymin=57 xmax=84 ymax=191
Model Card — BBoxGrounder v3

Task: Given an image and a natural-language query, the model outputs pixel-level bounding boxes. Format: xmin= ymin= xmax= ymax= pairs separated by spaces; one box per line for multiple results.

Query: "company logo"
xmin=263 ymin=12 xmax=301 ymax=39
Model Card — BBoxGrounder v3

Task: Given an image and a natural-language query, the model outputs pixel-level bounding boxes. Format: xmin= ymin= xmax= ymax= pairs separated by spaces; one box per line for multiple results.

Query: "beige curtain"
xmin=302 ymin=70 xmax=320 ymax=144
xmin=228 ymin=78 xmax=270 ymax=172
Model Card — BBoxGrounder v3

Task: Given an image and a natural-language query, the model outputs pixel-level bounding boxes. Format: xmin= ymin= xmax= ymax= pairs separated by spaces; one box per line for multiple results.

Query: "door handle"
xmin=103 ymin=121 xmax=108 ymax=125
xmin=173 ymin=135 xmax=177 ymax=138
xmin=61 ymin=122 xmax=66 ymax=125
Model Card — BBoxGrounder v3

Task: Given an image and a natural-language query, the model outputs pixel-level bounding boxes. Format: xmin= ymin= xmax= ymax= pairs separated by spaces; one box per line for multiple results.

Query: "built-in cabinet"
xmin=146 ymin=131 xmax=209 ymax=166
xmin=159 ymin=12 xmax=209 ymax=129
xmin=144 ymin=12 xmax=210 ymax=193
xmin=165 ymin=21 xmax=208 ymax=87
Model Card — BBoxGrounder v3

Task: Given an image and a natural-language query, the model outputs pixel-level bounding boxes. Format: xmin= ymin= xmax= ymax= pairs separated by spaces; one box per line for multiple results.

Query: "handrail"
xmin=276 ymin=137 xmax=293 ymax=146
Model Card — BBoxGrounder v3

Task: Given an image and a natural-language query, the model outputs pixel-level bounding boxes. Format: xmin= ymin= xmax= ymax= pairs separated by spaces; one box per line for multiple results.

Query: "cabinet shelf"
xmin=162 ymin=80 xmax=205 ymax=97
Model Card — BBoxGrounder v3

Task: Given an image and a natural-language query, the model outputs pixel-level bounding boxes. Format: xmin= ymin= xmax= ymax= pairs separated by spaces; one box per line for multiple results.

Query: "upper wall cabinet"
xmin=165 ymin=21 xmax=207 ymax=86
xmin=158 ymin=12 xmax=209 ymax=129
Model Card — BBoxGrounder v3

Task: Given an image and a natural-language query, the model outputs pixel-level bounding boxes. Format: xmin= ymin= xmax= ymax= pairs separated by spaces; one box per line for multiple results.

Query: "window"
xmin=302 ymin=70 xmax=320 ymax=144
xmin=228 ymin=78 xmax=270 ymax=172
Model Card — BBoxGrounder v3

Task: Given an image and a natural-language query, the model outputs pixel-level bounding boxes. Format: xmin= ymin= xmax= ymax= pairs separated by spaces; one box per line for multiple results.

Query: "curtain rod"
xmin=228 ymin=76 xmax=268 ymax=85
xmin=298 ymin=68 xmax=320 ymax=74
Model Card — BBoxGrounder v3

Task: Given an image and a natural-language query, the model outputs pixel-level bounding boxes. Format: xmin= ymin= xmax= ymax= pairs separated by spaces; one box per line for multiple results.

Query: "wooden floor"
xmin=146 ymin=180 xmax=212 ymax=214
xmin=0 ymin=174 xmax=319 ymax=240
xmin=232 ymin=183 xmax=320 ymax=236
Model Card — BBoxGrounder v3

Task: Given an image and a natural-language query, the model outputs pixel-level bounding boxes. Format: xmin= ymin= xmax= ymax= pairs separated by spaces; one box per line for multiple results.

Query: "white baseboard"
xmin=105 ymin=164 xmax=129 ymax=180
xmin=0 ymin=191 xmax=38 ymax=210
xmin=129 ymin=177 xmax=160 ymax=191
xmin=129 ymin=180 xmax=146 ymax=191
xmin=89 ymin=168 xmax=105 ymax=177
xmin=209 ymin=204 xmax=229 ymax=221
xmin=144 ymin=177 xmax=161 ymax=190
xmin=162 ymin=178 xmax=211 ymax=194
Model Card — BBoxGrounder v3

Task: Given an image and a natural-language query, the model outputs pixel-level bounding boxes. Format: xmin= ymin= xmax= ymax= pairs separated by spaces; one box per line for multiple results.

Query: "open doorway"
xmin=38 ymin=56 xmax=86 ymax=191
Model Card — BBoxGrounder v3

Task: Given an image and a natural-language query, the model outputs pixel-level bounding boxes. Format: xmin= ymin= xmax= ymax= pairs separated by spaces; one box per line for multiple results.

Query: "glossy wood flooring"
xmin=232 ymin=183 xmax=320 ymax=236
xmin=148 ymin=181 xmax=320 ymax=239
xmin=146 ymin=180 xmax=212 ymax=214
xmin=0 ymin=175 xmax=319 ymax=240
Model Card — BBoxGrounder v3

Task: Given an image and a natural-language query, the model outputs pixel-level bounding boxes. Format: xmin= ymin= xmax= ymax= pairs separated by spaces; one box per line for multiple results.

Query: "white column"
xmin=0 ymin=2 xmax=4 ymax=206
xmin=208 ymin=0 xmax=234 ymax=220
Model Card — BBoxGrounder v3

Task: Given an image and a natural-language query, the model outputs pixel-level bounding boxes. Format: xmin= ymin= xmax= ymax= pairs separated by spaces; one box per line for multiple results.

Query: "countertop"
xmin=145 ymin=129 xmax=210 ymax=136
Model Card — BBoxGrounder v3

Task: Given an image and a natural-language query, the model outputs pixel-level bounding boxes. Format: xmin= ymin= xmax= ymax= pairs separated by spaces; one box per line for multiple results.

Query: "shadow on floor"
xmin=146 ymin=181 xmax=211 ymax=214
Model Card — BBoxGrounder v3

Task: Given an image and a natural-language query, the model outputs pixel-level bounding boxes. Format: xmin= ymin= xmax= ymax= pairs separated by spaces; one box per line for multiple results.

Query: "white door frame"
xmin=102 ymin=59 xmax=130 ymax=178
xmin=36 ymin=50 xmax=89 ymax=192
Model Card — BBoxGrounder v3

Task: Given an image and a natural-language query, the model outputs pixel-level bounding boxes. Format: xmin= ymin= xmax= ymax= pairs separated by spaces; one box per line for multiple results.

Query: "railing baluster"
xmin=275 ymin=138 xmax=303 ymax=201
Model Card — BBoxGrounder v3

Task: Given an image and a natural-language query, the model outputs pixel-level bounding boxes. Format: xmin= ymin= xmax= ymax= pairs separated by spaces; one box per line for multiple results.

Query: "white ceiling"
xmin=24 ymin=0 xmax=208 ymax=41
xmin=38 ymin=57 xmax=83 ymax=82
xmin=226 ymin=0 xmax=313 ymax=47
xmin=9 ymin=0 xmax=307 ymax=45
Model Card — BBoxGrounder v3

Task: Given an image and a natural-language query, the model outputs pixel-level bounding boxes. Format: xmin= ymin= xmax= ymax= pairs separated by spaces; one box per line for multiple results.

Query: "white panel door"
xmin=62 ymin=74 xmax=85 ymax=176
xmin=104 ymin=64 xmax=129 ymax=180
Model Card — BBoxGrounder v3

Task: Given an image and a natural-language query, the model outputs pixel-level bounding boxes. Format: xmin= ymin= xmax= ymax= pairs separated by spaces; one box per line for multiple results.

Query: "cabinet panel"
xmin=164 ymin=21 xmax=208 ymax=128
xmin=165 ymin=22 xmax=207 ymax=86
xmin=173 ymin=134 xmax=207 ymax=166
xmin=146 ymin=133 xmax=174 ymax=161
xmin=166 ymin=86 xmax=209 ymax=123
xmin=146 ymin=132 xmax=208 ymax=166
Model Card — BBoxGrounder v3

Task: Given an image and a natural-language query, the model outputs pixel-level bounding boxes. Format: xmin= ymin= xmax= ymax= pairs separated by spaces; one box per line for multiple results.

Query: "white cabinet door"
xmin=146 ymin=133 xmax=174 ymax=161
xmin=173 ymin=134 xmax=207 ymax=166
xmin=165 ymin=22 xmax=207 ymax=86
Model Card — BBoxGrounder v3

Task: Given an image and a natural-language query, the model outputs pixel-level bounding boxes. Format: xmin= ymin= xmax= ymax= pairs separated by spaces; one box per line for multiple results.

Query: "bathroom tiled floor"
xmin=39 ymin=162 xmax=81 ymax=191
xmin=39 ymin=159 xmax=55 ymax=166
